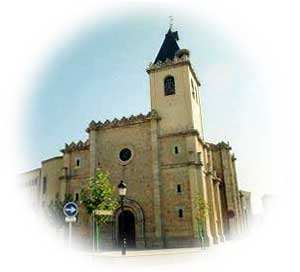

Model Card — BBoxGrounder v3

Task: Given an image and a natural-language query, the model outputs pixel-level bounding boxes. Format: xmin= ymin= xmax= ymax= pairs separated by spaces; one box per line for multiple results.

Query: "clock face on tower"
xmin=119 ymin=148 xmax=132 ymax=162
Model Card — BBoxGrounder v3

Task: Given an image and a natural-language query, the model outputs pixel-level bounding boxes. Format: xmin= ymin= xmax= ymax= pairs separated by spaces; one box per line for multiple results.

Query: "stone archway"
xmin=118 ymin=210 xmax=136 ymax=248
xmin=113 ymin=198 xmax=146 ymax=249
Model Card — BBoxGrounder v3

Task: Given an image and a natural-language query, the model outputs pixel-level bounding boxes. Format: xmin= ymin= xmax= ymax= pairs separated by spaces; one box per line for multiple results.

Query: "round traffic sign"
xmin=63 ymin=202 xmax=78 ymax=217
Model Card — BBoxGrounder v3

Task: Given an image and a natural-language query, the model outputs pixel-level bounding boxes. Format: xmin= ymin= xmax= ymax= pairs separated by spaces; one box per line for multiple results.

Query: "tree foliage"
xmin=80 ymin=168 xmax=118 ymax=223
xmin=196 ymin=195 xmax=209 ymax=224
xmin=196 ymin=195 xmax=209 ymax=243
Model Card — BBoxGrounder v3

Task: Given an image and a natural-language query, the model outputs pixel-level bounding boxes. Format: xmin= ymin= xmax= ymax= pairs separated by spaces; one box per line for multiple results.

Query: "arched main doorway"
xmin=118 ymin=210 xmax=136 ymax=248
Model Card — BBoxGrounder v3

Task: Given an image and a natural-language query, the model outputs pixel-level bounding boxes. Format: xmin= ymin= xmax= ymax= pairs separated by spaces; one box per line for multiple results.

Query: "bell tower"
xmin=146 ymin=28 xmax=204 ymax=138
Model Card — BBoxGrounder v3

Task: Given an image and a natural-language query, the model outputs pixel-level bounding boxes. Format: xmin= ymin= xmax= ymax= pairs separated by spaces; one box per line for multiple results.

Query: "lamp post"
xmin=118 ymin=180 xmax=127 ymax=255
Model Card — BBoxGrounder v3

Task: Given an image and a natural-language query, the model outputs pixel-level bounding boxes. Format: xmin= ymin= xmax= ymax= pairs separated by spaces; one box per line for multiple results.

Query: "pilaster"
xmin=205 ymin=174 xmax=220 ymax=244
xmin=188 ymin=165 xmax=201 ymax=240
xmin=205 ymin=149 xmax=220 ymax=244
xmin=60 ymin=153 xmax=70 ymax=199
xmin=220 ymin=148 xmax=240 ymax=239
xmin=198 ymin=169 xmax=213 ymax=247
xmin=213 ymin=180 xmax=225 ymax=242
xmin=89 ymin=129 xmax=98 ymax=177
xmin=150 ymin=118 xmax=163 ymax=246
xmin=231 ymin=157 xmax=244 ymax=234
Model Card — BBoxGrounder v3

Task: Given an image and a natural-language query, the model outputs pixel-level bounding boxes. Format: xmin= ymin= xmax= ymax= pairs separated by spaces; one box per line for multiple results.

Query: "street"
xmin=79 ymin=242 xmax=238 ymax=272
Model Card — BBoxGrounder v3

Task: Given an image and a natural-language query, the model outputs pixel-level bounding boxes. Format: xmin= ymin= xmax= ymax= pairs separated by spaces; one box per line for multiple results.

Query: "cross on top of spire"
xmin=169 ymin=16 xmax=174 ymax=31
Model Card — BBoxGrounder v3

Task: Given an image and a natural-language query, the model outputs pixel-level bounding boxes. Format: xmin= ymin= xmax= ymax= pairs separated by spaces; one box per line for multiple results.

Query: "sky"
xmin=20 ymin=8 xmax=272 ymax=207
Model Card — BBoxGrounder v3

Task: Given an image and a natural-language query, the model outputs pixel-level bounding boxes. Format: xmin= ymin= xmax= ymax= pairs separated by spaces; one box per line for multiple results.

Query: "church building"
xmin=22 ymin=26 xmax=251 ymax=249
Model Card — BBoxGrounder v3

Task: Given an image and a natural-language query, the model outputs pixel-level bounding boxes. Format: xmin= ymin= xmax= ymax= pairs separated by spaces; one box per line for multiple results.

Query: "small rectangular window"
xmin=177 ymin=184 xmax=182 ymax=193
xmin=75 ymin=193 xmax=79 ymax=201
xmin=75 ymin=157 xmax=81 ymax=168
xmin=178 ymin=209 xmax=183 ymax=218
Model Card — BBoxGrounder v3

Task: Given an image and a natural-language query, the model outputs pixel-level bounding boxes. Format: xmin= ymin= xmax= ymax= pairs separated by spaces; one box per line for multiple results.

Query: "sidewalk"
xmin=82 ymin=246 xmax=212 ymax=258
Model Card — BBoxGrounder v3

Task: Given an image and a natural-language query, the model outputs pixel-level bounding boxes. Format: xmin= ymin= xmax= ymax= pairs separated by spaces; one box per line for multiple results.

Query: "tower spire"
xmin=153 ymin=23 xmax=179 ymax=64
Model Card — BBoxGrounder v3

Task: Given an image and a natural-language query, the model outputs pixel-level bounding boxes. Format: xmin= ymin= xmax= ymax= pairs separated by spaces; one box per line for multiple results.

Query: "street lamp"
xmin=118 ymin=180 xmax=127 ymax=255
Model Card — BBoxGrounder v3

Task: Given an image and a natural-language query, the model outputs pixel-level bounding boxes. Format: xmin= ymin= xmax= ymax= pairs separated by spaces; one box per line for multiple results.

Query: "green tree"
xmin=196 ymin=196 xmax=209 ymax=223
xmin=196 ymin=195 xmax=209 ymax=246
xmin=80 ymin=168 xmax=118 ymax=250
xmin=80 ymin=169 xmax=118 ymax=222
xmin=47 ymin=193 xmax=74 ymax=228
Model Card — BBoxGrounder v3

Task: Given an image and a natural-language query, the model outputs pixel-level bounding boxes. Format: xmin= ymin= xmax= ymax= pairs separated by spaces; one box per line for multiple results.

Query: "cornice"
xmin=203 ymin=169 xmax=222 ymax=183
xmin=207 ymin=141 xmax=232 ymax=151
xmin=159 ymin=129 xmax=207 ymax=148
xmin=161 ymin=161 xmax=203 ymax=169
xmin=146 ymin=55 xmax=201 ymax=86
xmin=86 ymin=110 xmax=160 ymax=133
xmin=61 ymin=140 xmax=89 ymax=154
xmin=42 ymin=156 xmax=63 ymax=164
xmin=159 ymin=129 xmax=199 ymax=139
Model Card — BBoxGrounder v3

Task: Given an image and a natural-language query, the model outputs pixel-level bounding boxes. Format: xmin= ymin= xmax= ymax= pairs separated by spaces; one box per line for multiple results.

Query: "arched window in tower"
xmin=164 ymin=76 xmax=175 ymax=96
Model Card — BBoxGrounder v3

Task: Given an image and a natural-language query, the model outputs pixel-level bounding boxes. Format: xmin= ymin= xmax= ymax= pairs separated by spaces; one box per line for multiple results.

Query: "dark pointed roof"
xmin=154 ymin=28 xmax=180 ymax=64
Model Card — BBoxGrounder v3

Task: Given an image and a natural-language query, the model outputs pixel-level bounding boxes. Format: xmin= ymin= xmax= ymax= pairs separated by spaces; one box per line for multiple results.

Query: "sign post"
xmin=92 ymin=210 xmax=95 ymax=253
xmin=63 ymin=202 xmax=79 ymax=250
xmin=92 ymin=210 xmax=113 ymax=252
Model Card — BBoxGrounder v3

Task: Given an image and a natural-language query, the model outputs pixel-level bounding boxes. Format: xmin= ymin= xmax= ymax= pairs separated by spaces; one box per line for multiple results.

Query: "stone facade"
xmin=21 ymin=168 xmax=41 ymax=210
xmin=21 ymin=27 xmax=251 ymax=249
xmin=240 ymin=190 xmax=252 ymax=230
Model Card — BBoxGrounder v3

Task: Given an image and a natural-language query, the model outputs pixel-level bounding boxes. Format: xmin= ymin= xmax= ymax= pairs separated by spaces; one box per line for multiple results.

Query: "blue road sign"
xmin=63 ymin=202 xmax=78 ymax=217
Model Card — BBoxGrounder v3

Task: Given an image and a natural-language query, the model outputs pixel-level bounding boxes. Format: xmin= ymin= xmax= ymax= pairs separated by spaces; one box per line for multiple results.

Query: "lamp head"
xmin=118 ymin=180 xmax=127 ymax=196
